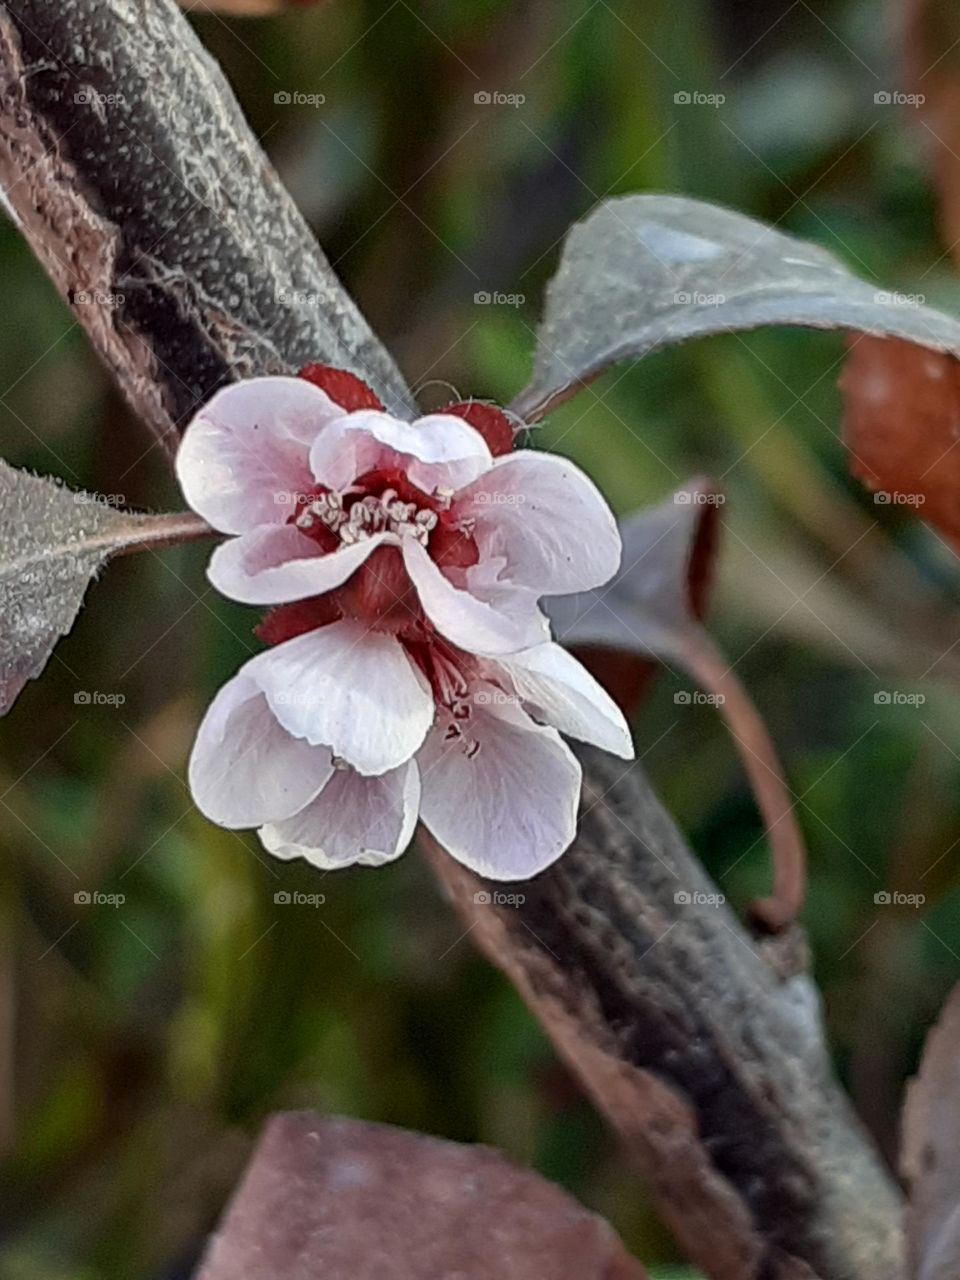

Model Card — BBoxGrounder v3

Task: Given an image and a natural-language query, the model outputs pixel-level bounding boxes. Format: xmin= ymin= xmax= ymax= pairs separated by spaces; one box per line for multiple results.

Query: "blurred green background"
xmin=2 ymin=0 xmax=959 ymax=1274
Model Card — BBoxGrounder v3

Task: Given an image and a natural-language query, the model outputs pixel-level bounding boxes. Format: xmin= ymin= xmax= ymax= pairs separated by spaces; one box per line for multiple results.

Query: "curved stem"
xmin=682 ymin=632 xmax=807 ymax=933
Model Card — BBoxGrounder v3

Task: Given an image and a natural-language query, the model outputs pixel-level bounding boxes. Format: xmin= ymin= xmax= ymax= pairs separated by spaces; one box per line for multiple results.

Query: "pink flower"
xmin=176 ymin=366 xmax=632 ymax=878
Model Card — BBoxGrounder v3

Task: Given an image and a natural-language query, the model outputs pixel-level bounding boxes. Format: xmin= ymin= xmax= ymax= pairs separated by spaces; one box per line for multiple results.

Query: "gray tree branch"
xmin=0 ymin=2 xmax=905 ymax=1278
xmin=423 ymin=748 xmax=904 ymax=1280
xmin=0 ymin=0 xmax=415 ymax=459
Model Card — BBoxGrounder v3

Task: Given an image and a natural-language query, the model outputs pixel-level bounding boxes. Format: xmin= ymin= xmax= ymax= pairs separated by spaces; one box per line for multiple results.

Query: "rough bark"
xmin=0 ymin=2 xmax=906 ymax=1278
xmin=423 ymin=749 xmax=904 ymax=1280
xmin=0 ymin=0 xmax=415 ymax=460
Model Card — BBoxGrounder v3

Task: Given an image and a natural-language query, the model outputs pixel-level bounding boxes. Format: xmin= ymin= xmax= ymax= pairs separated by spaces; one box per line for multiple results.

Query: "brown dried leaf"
xmin=836 ymin=3 xmax=960 ymax=546
xmin=195 ymin=1112 xmax=647 ymax=1280
xmin=548 ymin=480 xmax=805 ymax=931
xmin=902 ymin=982 xmax=960 ymax=1280
xmin=841 ymin=335 xmax=960 ymax=547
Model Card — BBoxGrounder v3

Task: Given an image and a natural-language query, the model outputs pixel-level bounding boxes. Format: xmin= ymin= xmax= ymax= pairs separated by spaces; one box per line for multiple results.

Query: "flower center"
xmin=294 ymin=487 xmax=439 ymax=547
xmin=289 ymin=467 xmax=448 ymax=552
xmin=260 ymin=467 xmax=480 ymax=647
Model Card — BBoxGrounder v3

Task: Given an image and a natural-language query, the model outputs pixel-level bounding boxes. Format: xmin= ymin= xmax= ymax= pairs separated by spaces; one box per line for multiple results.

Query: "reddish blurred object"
xmin=195 ymin=1112 xmax=648 ymax=1280
xmin=841 ymin=335 xmax=960 ymax=549
xmin=839 ymin=0 xmax=960 ymax=552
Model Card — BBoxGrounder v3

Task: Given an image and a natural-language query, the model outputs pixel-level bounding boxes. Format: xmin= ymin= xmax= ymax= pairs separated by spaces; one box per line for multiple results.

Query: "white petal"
xmin=188 ymin=671 xmax=334 ymax=828
xmin=249 ymin=620 xmax=434 ymax=776
xmin=402 ymin=538 xmax=549 ymax=656
xmin=493 ymin=643 xmax=634 ymax=759
xmin=176 ymin=377 xmax=346 ymax=534
xmin=207 ymin=523 xmax=395 ymax=605
xmin=259 ymin=761 xmax=420 ymax=869
xmin=418 ymin=693 xmax=581 ymax=880
xmin=455 ymin=451 xmax=622 ymax=594
xmin=309 ymin=410 xmax=492 ymax=493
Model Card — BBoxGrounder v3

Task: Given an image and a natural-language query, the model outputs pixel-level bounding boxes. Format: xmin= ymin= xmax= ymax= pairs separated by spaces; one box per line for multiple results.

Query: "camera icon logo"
xmin=274 ymin=91 xmax=292 ymax=105
xmin=474 ymin=291 xmax=491 ymax=305
xmin=874 ymin=891 xmax=892 ymax=905
xmin=674 ymin=91 xmax=691 ymax=104
xmin=473 ymin=891 xmax=491 ymax=904
xmin=874 ymin=91 xmax=892 ymax=104
xmin=74 ymin=690 xmax=91 ymax=705
xmin=474 ymin=91 xmax=492 ymax=105
xmin=74 ymin=891 xmax=91 ymax=905
xmin=874 ymin=691 xmax=891 ymax=704
xmin=674 ymin=890 xmax=692 ymax=904
xmin=674 ymin=690 xmax=692 ymax=704
xmin=273 ymin=890 xmax=291 ymax=904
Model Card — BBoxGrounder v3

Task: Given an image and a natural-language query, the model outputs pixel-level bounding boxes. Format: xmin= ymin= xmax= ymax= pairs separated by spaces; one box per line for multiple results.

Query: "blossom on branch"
xmin=177 ymin=366 xmax=632 ymax=878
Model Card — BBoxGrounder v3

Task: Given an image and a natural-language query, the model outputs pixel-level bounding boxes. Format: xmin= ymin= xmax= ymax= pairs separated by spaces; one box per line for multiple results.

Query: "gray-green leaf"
xmin=546 ymin=479 xmax=717 ymax=665
xmin=513 ymin=194 xmax=960 ymax=421
xmin=0 ymin=460 xmax=211 ymax=715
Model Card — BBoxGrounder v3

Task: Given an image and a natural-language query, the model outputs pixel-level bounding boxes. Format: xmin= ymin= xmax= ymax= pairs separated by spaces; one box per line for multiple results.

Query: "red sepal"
xmin=440 ymin=401 xmax=514 ymax=456
xmin=298 ymin=363 xmax=384 ymax=412
xmin=255 ymin=595 xmax=341 ymax=646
